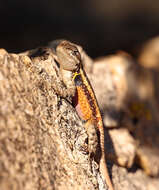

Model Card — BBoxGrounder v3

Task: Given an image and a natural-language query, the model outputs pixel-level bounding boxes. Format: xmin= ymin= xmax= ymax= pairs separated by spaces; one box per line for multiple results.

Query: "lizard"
xmin=51 ymin=40 xmax=114 ymax=190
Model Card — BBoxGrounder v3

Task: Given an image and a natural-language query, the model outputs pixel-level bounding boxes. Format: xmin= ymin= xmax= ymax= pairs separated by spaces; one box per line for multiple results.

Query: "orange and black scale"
xmin=72 ymin=70 xmax=103 ymax=130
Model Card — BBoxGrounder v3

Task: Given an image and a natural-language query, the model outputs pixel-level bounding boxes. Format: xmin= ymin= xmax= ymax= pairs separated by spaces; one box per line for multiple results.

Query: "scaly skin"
xmin=53 ymin=40 xmax=114 ymax=190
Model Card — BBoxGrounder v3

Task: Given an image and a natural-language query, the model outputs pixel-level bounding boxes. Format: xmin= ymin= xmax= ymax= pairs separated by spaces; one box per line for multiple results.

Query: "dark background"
xmin=0 ymin=0 xmax=159 ymax=58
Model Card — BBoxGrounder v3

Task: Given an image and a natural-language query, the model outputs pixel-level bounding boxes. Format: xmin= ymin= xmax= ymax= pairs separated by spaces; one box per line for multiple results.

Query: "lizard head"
xmin=56 ymin=40 xmax=81 ymax=72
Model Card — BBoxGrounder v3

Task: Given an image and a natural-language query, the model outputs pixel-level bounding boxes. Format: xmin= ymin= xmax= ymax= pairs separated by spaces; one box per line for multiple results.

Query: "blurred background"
xmin=0 ymin=0 xmax=159 ymax=58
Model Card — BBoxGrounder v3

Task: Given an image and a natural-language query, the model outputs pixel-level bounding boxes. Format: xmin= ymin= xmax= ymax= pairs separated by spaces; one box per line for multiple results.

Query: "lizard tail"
xmin=99 ymin=128 xmax=114 ymax=190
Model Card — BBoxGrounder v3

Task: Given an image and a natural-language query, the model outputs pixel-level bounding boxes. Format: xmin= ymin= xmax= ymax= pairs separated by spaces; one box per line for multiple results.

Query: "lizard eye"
xmin=70 ymin=49 xmax=78 ymax=56
xmin=71 ymin=50 xmax=81 ymax=61
xmin=73 ymin=50 xmax=79 ymax=55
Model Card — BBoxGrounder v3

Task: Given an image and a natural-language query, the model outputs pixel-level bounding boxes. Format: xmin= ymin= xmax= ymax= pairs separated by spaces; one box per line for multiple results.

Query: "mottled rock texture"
xmin=0 ymin=46 xmax=158 ymax=190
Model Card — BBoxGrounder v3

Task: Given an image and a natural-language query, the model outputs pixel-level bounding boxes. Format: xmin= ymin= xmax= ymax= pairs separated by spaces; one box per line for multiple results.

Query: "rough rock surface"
xmin=0 ymin=46 xmax=159 ymax=190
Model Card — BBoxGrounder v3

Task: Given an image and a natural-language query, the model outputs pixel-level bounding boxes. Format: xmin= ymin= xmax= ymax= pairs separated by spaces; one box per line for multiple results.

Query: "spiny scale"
xmin=73 ymin=68 xmax=114 ymax=190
